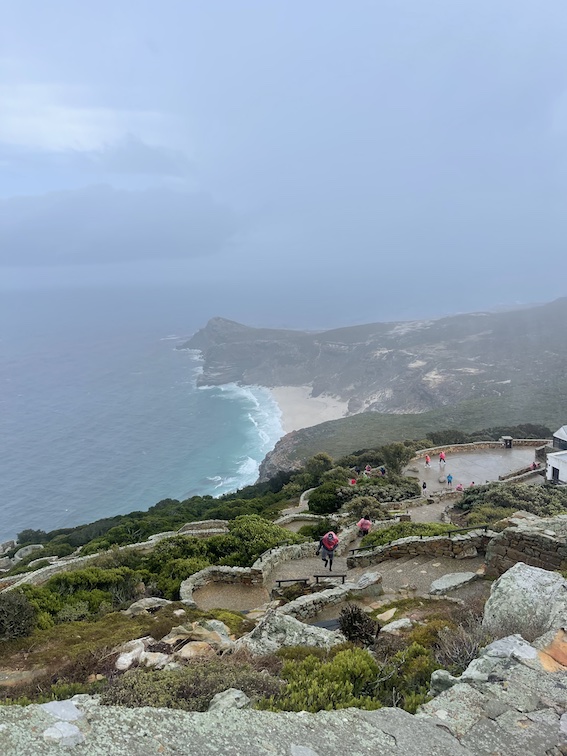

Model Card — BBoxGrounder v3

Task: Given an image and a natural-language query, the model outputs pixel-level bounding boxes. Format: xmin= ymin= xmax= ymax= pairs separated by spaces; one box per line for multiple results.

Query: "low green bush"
xmin=297 ymin=518 xmax=335 ymax=540
xmin=360 ymin=523 xmax=455 ymax=549
xmin=456 ymin=483 xmax=567 ymax=524
xmin=258 ymin=648 xmax=382 ymax=712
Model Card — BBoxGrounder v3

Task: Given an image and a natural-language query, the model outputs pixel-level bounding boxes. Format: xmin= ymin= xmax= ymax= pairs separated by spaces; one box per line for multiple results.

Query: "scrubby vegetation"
xmin=101 ymin=658 xmax=283 ymax=711
xmin=258 ymin=643 xmax=439 ymax=714
xmin=360 ymin=522 xmax=456 ymax=549
xmin=0 ymin=425 xmax=553 ymax=713
xmin=455 ymin=482 xmax=567 ymax=526
xmin=0 ymin=592 xmax=36 ymax=640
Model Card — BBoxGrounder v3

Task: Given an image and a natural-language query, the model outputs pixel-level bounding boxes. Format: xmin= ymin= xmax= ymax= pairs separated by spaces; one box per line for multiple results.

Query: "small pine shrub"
xmin=0 ymin=592 xmax=37 ymax=640
xmin=339 ymin=604 xmax=378 ymax=646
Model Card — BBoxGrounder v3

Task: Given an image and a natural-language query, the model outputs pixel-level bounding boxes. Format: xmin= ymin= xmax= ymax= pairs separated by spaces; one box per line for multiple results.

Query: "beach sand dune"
xmin=269 ymin=385 xmax=348 ymax=434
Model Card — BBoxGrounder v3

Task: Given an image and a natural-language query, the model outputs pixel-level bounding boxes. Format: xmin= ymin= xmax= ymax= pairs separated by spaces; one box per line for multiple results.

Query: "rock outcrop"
xmin=234 ymin=610 xmax=345 ymax=656
xmin=482 ymin=562 xmax=567 ymax=640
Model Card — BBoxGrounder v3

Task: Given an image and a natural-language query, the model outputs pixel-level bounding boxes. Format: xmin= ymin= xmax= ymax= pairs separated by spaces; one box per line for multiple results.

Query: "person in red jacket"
xmin=316 ymin=531 xmax=339 ymax=571
xmin=357 ymin=516 xmax=372 ymax=537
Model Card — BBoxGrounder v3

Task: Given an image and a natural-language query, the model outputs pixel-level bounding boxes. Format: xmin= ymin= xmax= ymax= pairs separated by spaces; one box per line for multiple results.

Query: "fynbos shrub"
xmin=0 ymin=591 xmax=37 ymax=640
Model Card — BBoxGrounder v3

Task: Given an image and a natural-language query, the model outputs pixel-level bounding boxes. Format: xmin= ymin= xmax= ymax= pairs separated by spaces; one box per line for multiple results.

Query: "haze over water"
xmin=0 ymin=286 xmax=285 ymax=542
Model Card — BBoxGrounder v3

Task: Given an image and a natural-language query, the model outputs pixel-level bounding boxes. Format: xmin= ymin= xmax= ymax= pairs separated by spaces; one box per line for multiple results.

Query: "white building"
xmin=552 ymin=425 xmax=567 ymax=451
xmin=546 ymin=450 xmax=567 ymax=485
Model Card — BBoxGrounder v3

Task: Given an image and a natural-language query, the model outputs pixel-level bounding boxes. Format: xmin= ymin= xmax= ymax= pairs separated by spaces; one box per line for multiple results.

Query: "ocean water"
xmin=0 ymin=287 xmax=284 ymax=542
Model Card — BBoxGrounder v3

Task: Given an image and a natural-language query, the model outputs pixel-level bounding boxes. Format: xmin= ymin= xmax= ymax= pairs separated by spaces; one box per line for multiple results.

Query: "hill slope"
xmin=185 ymin=298 xmax=567 ymax=415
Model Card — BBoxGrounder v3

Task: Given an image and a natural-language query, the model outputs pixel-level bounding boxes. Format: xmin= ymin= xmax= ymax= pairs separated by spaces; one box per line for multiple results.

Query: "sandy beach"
xmin=269 ymin=385 xmax=349 ymax=433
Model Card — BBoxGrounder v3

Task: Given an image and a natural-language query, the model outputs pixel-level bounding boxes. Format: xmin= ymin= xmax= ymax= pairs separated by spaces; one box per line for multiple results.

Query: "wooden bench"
xmin=314 ymin=574 xmax=347 ymax=584
xmin=275 ymin=578 xmax=309 ymax=588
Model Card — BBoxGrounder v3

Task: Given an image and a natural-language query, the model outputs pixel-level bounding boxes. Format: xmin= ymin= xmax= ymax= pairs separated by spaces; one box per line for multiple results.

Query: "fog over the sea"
xmin=2 ymin=1 xmax=567 ymax=327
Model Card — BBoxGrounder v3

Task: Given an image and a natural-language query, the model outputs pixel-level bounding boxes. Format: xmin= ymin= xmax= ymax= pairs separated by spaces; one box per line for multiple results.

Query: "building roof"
xmin=554 ymin=425 xmax=567 ymax=442
xmin=548 ymin=450 xmax=567 ymax=463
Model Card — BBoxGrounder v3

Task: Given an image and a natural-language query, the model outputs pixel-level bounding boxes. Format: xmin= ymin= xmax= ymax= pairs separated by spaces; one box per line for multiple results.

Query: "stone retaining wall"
xmin=273 ymin=513 xmax=323 ymax=527
xmin=252 ymin=542 xmax=318 ymax=581
xmin=347 ymin=530 xmax=494 ymax=569
xmin=179 ymin=566 xmax=264 ymax=608
xmin=279 ymin=572 xmax=383 ymax=621
xmin=177 ymin=520 xmax=229 ymax=536
xmin=485 ymin=517 xmax=567 ymax=577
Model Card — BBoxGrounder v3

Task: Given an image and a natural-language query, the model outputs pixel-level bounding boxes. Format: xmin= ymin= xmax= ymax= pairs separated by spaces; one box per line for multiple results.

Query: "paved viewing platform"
xmin=408 ymin=446 xmax=540 ymax=492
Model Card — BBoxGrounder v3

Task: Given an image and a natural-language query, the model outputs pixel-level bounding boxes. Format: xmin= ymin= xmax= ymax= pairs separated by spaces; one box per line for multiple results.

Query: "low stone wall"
xmin=273 ymin=513 xmax=323 ymax=527
xmin=412 ymin=439 xmax=548 ymax=460
xmin=252 ymin=542 xmax=318 ymax=582
xmin=179 ymin=566 xmax=264 ymax=608
xmin=485 ymin=515 xmax=567 ymax=577
xmin=279 ymin=573 xmax=383 ymax=621
xmin=176 ymin=520 xmax=229 ymax=538
xmin=347 ymin=530 xmax=494 ymax=570
xmin=177 ymin=520 xmax=229 ymax=534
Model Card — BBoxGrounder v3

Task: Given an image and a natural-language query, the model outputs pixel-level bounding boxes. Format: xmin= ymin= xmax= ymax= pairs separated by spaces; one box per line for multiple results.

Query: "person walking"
xmin=424 ymin=454 xmax=431 ymax=468
xmin=446 ymin=473 xmax=453 ymax=487
xmin=316 ymin=531 xmax=339 ymax=571
xmin=357 ymin=515 xmax=372 ymax=537
xmin=439 ymin=451 xmax=446 ymax=466
xmin=422 ymin=481 xmax=427 ymax=496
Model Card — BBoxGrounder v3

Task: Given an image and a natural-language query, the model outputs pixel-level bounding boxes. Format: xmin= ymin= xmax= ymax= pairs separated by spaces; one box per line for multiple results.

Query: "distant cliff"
xmin=184 ymin=298 xmax=567 ymax=416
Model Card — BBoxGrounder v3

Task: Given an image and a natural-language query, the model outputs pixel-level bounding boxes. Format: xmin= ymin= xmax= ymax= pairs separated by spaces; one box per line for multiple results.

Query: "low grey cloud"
xmin=0 ymin=135 xmax=193 ymax=179
xmin=0 ymin=185 xmax=237 ymax=266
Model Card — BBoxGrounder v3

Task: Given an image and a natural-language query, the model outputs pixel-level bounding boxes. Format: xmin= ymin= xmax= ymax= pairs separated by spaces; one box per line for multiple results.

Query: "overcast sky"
xmin=2 ymin=1 xmax=567 ymax=322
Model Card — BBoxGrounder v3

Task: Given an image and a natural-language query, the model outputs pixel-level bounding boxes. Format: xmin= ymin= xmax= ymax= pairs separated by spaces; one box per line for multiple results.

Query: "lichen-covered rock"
xmin=175 ymin=641 xmax=216 ymax=660
xmin=429 ymin=572 xmax=477 ymax=595
xmin=123 ymin=597 xmax=172 ymax=617
xmin=482 ymin=562 xmax=567 ymax=639
xmin=43 ymin=721 xmax=85 ymax=747
xmin=380 ymin=618 xmax=413 ymax=635
xmin=234 ymin=610 xmax=345 ymax=655
xmin=114 ymin=637 xmax=154 ymax=671
xmin=13 ymin=544 xmax=44 ymax=562
xmin=207 ymin=688 xmax=251 ymax=712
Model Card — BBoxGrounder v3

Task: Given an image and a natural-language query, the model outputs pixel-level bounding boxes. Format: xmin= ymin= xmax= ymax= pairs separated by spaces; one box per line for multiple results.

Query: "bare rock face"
xmin=419 ymin=632 xmax=567 ymax=754
xmin=13 ymin=544 xmax=44 ymax=562
xmin=234 ymin=610 xmax=345 ymax=655
xmin=207 ymin=688 xmax=251 ymax=712
xmin=482 ymin=562 xmax=567 ymax=640
xmin=429 ymin=572 xmax=477 ymax=595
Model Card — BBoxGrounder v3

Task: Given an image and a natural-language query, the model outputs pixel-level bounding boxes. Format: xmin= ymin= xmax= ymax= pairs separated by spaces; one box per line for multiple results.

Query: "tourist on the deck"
xmin=422 ymin=481 xmax=427 ymax=496
xmin=424 ymin=454 xmax=431 ymax=468
xmin=446 ymin=473 xmax=453 ymax=487
xmin=357 ymin=516 xmax=372 ymax=537
xmin=316 ymin=531 xmax=339 ymax=571
xmin=455 ymin=482 xmax=463 ymax=492
xmin=439 ymin=451 xmax=446 ymax=466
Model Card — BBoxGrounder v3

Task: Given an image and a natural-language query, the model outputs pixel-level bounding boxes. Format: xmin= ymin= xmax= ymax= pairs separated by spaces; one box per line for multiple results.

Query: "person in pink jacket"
xmin=316 ymin=531 xmax=339 ymax=571
xmin=357 ymin=516 xmax=372 ymax=537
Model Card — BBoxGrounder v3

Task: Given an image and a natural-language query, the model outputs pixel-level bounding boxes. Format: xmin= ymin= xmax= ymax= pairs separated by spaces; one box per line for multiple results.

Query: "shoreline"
xmin=268 ymin=385 xmax=349 ymax=434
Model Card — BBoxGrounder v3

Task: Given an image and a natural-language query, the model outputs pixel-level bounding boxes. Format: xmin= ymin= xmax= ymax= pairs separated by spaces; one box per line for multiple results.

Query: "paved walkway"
xmin=407 ymin=447 xmax=538 ymax=493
